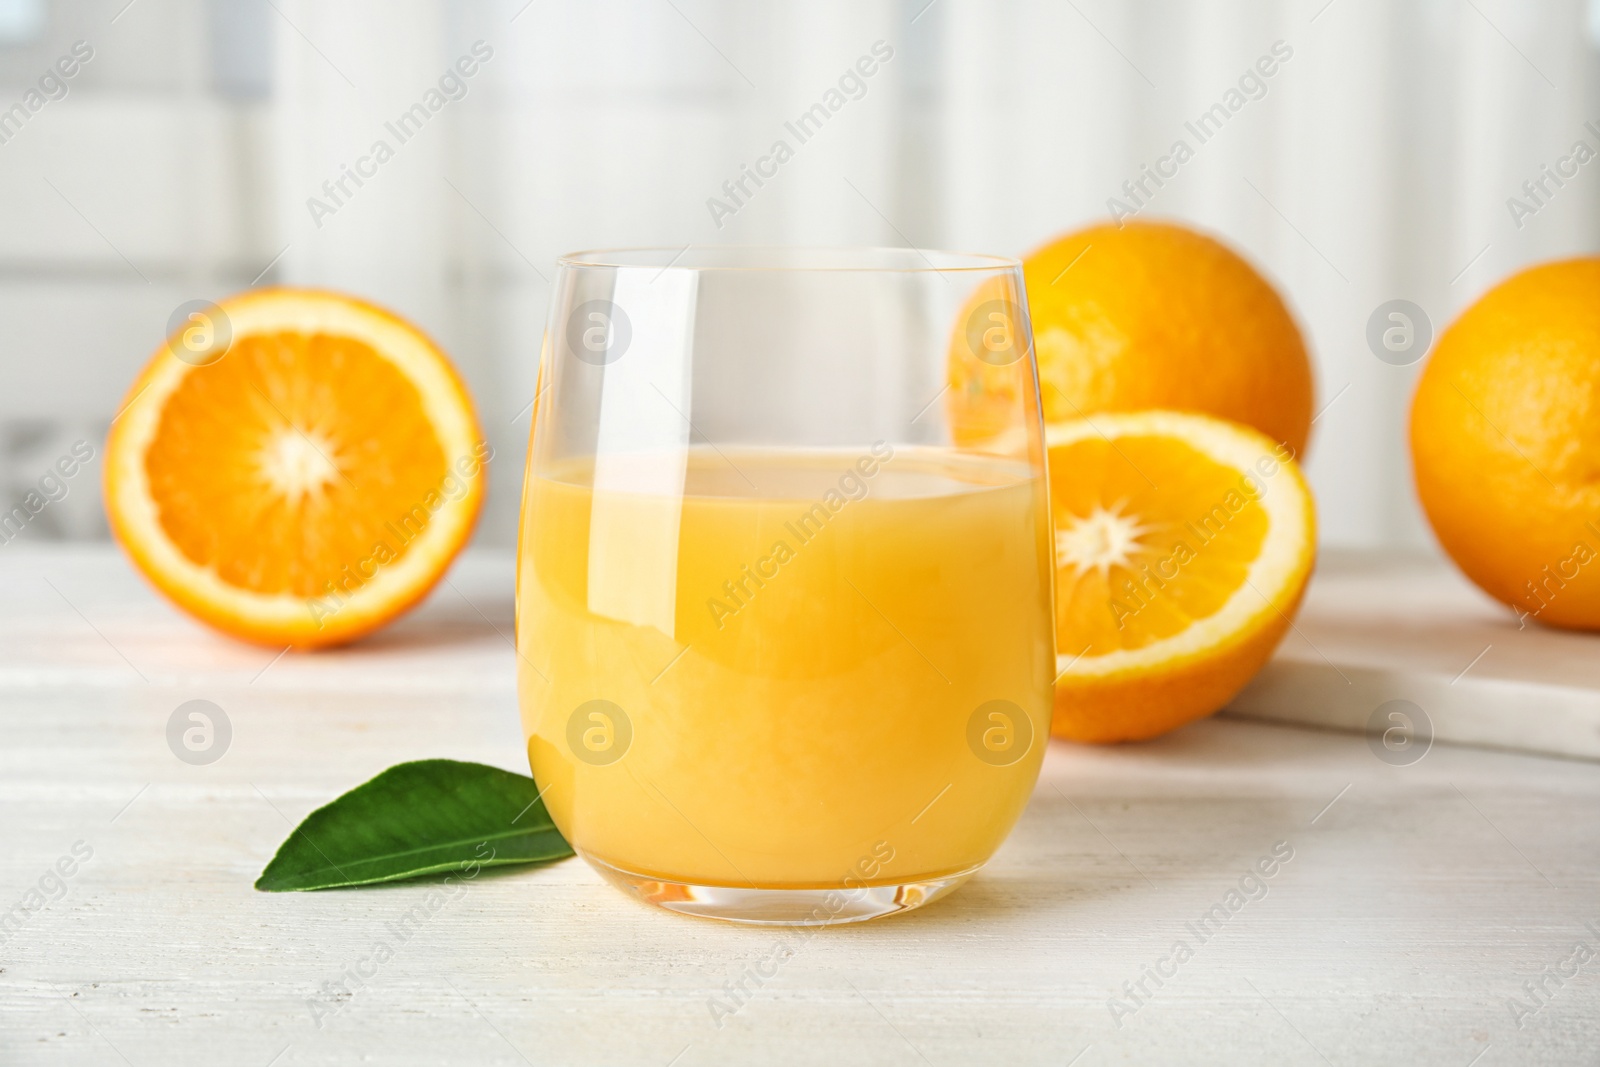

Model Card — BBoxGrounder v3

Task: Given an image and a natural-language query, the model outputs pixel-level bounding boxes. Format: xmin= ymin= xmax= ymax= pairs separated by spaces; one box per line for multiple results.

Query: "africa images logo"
xmin=705 ymin=40 xmax=895 ymax=228
xmin=305 ymin=42 xmax=494 ymax=229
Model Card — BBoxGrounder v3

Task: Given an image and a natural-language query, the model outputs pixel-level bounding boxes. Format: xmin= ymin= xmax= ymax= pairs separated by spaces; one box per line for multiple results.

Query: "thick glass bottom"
xmin=582 ymin=851 xmax=981 ymax=925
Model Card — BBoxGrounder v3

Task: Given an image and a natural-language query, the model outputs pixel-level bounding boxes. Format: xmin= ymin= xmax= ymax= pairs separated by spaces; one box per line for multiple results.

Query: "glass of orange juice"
xmin=516 ymin=247 xmax=1054 ymax=924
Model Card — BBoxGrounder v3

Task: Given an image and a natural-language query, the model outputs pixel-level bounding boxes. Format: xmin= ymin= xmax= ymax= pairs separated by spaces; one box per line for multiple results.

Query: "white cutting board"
xmin=1225 ymin=549 xmax=1600 ymax=761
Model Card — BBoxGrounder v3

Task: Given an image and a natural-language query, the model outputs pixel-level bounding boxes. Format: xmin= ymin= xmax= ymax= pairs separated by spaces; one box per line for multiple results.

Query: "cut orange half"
xmin=105 ymin=288 xmax=487 ymax=650
xmin=1048 ymin=411 xmax=1315 ymax=742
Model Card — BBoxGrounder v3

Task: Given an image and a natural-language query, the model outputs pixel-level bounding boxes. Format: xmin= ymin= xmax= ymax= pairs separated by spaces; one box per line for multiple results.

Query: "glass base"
xmin=582 ymin=852 xmax=981 ymax=925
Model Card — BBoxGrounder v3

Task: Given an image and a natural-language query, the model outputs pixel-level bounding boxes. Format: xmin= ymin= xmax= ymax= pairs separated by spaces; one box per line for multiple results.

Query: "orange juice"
xmin=516 ymin=444 xmax=1053 ymax=889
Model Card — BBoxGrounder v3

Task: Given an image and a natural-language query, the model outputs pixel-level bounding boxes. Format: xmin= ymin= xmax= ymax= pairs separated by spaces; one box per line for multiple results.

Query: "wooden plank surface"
xmin=1 ymin=546 xmax=1598 ymax=1066
xmin=1227 ymin=551 xmax=1600 ymax=761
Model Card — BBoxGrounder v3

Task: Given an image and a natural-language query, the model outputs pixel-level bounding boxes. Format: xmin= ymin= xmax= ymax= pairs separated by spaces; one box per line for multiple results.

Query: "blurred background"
xmin=1 ymin=0 xmax=1597 ymax=550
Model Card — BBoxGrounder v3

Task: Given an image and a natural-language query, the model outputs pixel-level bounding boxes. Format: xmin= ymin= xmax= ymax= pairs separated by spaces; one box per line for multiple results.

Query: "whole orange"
xmin=1024 ymin=220 xmax=1315 ymax=457
xmin=1411 ymin=258 xmax=1600 ymax=630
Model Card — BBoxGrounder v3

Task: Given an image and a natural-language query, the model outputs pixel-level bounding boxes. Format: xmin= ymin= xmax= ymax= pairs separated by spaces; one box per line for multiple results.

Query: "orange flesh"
xmin=143 ymin=331 xmax=450 ymax=597
xmin=1050 ymin=435 xmax=1267 ymax=655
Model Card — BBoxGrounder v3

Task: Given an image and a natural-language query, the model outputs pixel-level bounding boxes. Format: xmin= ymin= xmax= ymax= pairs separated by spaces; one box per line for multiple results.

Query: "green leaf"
xmin=255 ymin=759 xmax=572 ymax=891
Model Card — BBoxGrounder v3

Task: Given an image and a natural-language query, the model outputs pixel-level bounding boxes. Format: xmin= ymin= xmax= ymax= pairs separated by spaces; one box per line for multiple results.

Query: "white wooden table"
xmin=2 ymin=546 xmax=1598 ymax=1066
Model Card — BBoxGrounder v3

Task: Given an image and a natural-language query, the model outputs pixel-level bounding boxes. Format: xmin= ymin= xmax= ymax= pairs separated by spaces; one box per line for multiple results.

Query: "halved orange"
xmin=1048 ymin=411 xmax=1316 ymax=742
xmin=105 ymin=288 xmax=486 ymax=650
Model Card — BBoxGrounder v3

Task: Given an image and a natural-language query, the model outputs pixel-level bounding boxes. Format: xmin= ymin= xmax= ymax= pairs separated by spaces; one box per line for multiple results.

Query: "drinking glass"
xmin=516 ymin=246 xmax=1054 ymax=924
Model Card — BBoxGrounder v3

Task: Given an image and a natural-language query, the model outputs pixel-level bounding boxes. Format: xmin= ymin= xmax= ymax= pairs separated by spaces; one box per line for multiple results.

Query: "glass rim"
xmin=555 ymin=245 xmax=1021 ymax=273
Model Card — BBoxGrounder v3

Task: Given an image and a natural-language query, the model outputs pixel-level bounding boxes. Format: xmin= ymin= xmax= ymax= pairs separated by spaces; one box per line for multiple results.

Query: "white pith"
xmin=1055 ymin=501 xmax=1158 ymax=579
xmin=258 ymin=427 xmax=343 ymax=504
xmin=1049 ymin=412 xmax=1314 ymax=680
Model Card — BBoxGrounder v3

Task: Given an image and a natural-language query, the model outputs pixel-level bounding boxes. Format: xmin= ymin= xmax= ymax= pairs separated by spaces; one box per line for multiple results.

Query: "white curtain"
xmin=268 ymin=0 xmax=1600 ymax=548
